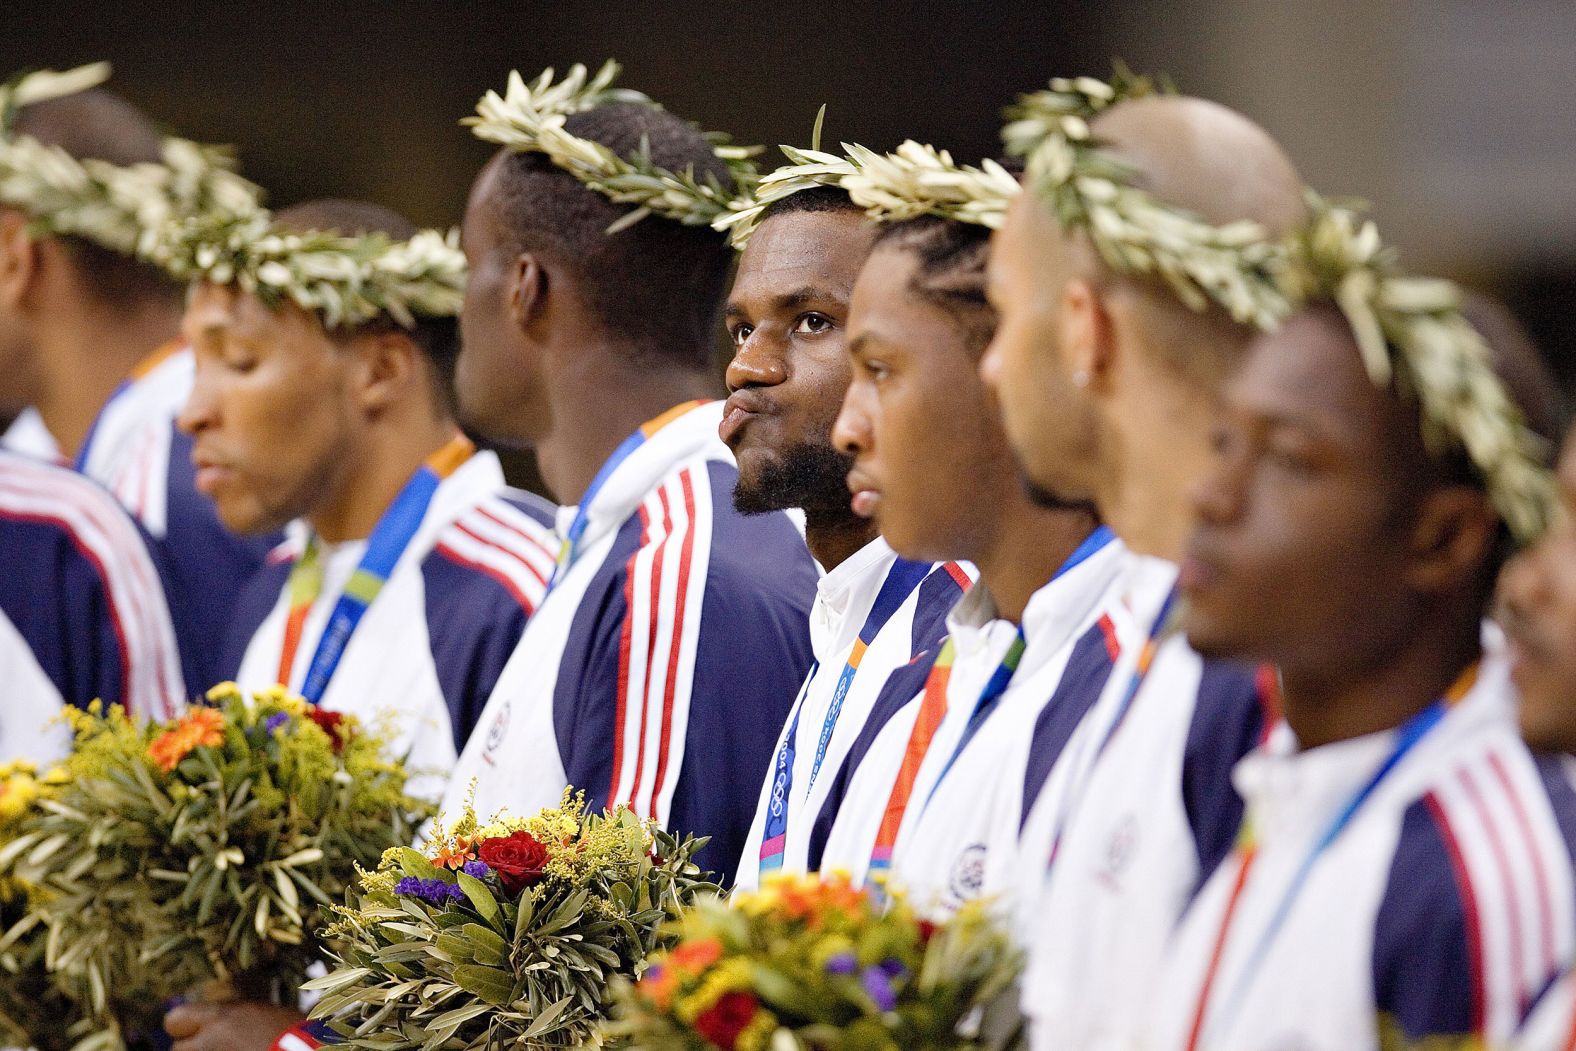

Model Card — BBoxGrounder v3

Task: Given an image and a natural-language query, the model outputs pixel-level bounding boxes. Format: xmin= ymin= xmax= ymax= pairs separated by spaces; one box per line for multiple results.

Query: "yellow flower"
xmin=675 ymin=959 xmax=752 ymax=1023
xmin=734 ymin=1009 xmax=778 ymax=1051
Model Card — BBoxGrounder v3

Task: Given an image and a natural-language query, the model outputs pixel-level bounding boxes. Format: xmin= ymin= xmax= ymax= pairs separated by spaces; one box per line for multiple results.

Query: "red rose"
xmin=917 ymin=919 xmax=938 ymax=945
xmin=693 ymin=991 xmax=760 ymax=1051
xmin=476 ymin=830 xmax=550 ymax=895
xmin=307 ymin=708 xmax=348 ymax=752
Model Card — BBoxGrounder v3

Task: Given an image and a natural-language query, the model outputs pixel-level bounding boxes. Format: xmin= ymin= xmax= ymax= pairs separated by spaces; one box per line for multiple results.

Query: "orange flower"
xmin=148 ymin=708 xmax=227 ymax=772
xmin=638 ymin=964 xmax=679 ymax=1010
xmin=431 ymin=834 xmax=478 ymax=870
xmin=667 ymin=937 xmax=723 ymax=975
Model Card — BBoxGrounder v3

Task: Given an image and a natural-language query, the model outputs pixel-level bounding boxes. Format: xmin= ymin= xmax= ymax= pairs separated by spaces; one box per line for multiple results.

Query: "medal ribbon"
xmin=866 ymin=635 xmax=957 ymax=893
xmin=277 ymin=434 xmax=473 ymax=703
xmin=919 ymin=526 xmax=1113 ymax=814
xmin=1183 ymin=666 xmax=1478 ymax=1051
xmin=758 ymin=558 xmax=935 ymax=872
xmin=868 ymin=526 xmax=1115 ymax=890
xmin=550 ymin=400 xmax=708 ymax=590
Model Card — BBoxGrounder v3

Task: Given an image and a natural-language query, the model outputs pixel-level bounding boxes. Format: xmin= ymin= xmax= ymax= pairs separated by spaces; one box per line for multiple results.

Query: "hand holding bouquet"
xmin=306 ymin=793 xmax=716 ymax=1050
xmin=610 ymin=873 xmax=1022 ymax=1051
xmin=0 ymin=684 xmax=433 ymax=1051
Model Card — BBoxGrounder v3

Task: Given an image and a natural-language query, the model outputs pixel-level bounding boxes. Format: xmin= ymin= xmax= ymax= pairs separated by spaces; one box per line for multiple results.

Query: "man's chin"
xmin=1180 ymin=611 xmax=1252 ymax=664
xmin=1518 ymin=693 xmax=1576 ymax=756
xmin=731 ymin=477 xmax=790 ymax=517
xmin=1021 ymin=474 xmax=1092 ymax=511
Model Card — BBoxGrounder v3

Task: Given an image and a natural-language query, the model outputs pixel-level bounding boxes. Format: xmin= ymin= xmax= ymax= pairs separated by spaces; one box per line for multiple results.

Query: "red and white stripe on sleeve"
xmin=0 ymin=456 xmax=186 ymax=721
xmin=608 ymin=465 xmax=715 ymax=828
xmin=1426 ymin=738 xmax=1576 ymax=1041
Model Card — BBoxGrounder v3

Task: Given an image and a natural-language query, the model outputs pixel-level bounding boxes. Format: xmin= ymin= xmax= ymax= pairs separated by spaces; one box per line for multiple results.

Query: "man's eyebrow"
xmin=725 ymin=285 xmax=841 ymax=322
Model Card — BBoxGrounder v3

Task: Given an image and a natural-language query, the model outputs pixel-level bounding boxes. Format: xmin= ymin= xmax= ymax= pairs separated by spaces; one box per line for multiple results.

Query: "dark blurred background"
xmin=4 ymin=0 xmax=1573 ymax=475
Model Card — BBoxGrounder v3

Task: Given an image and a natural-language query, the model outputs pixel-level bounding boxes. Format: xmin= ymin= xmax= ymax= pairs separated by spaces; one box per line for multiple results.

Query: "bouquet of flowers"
xmin=0 ymin=684 xmax=432 ymax=1051
xmin=610 ymin=874 xmax=1023 ymax=1051
xmin=305 ymin=793 xmax=716 ymax=1049
xmin=0 ymin=759 xmax=83 ymax=1051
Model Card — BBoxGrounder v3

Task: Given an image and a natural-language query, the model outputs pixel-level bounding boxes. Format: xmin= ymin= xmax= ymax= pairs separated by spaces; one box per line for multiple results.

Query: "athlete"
xmin=440 ymin=69 xmax=817 ymax=884
xmin=980 ymin=85 xmax=1307 ymax=1047
xmin=0 ymin=65 xmax=272 ymax=684
xmin=816 ymin=205 xmax=1125 ymax=915
xmin=0 ymin=448 xmax=187 ymax=761
xmin=721 ymin=180 xmax=972 ymax=890
xmin=180 ymin=199 xmax=555 ymax=785
xmin=1144 ymin=244 xmax=1576 ymax=1049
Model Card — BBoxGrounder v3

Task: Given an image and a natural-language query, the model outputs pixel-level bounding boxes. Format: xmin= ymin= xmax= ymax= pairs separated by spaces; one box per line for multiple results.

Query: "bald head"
xmin=1090 ymin=95 xmax=1307 ymax=237
xmin=1025 ymin=95 xmax=1307 ymax=392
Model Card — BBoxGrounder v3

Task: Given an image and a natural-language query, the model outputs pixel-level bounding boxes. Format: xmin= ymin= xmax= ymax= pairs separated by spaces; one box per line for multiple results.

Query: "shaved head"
xmin=1091 ymin=96 xmax=1307 ymax=235
xmin=1071 ymin=96 xmax=1307 ymax=388
xmin=982 ymin=93 xmax=1307 ymax=558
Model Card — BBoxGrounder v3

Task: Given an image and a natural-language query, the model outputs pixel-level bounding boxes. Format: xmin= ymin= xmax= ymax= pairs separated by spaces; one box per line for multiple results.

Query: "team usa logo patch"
xmin=948 ymin=842 xmax=988 ymax=903
xmin=1097 ymin=812 xmax=1139 ymax=892
xmin=482 ymin=698 xmax=512 ymax=765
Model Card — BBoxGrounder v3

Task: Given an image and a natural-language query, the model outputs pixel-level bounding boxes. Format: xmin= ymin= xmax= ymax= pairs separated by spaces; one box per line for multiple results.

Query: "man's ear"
xmin=1058 ymin=276 xmax=1116 ymax=392
xmin=507 ymin=251 xmax=547 ymax=338
xmin=349 ymin=328 xmax=423 ymax=416
xmin=1405 ymin=485 xmax=1500 ymax=594
xmin=0 ymin=210 xmax=39 ymax=312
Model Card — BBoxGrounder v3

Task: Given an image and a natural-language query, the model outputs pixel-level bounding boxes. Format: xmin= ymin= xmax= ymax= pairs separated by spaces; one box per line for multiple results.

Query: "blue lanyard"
xmin=292 ymin=464 xmax=443 ymax=704
xmin=551 ymin=429 xmax=646 ymax=591
xmin=1202 ymin=697 xmax=1453 ymax=1042
xmin=809 ymin=558 xmax=934 ymax=783
xmin=549 ymin=401 xmax=708 ymax=592
xmin=758 ymin=556 xmax=933 ymax=872
xmin=919 ymin=525 xmax=1114 ymax=813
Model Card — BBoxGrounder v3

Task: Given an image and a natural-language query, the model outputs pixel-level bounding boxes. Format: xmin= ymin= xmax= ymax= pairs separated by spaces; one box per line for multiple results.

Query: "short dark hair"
xmin=486 ymin=101 xmax=738 ymax=370
xmin=13 ymin=88 xmax=183 ymax=311
xmin=758 ymin=183 xmax=860 ymax=225
xmin=274 ymin=199 xmax=459 ymax=419
xmin=872 ymin=215 xmax=995 ymax=353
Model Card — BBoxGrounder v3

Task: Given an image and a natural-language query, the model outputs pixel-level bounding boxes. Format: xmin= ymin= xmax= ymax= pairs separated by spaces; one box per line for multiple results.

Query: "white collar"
xmin=552 ymin=401 xmax=727 ymax=551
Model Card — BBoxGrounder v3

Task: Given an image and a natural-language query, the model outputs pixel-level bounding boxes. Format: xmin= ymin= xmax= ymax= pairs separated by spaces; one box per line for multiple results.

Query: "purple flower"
xmin=264 ymin=712 xmax=289 ymax=733
xmin=878 ymin=957 xmax=908 ymax=980
xmin=394 ymin=877 xmax=466 ymax=906
xmin=861 ymin=965 xmax=897 ymax=1013
xmin=462 ymin=860 xmax=490 ymax=879
xmin=823 ymin=952 xmax=858 ymax=976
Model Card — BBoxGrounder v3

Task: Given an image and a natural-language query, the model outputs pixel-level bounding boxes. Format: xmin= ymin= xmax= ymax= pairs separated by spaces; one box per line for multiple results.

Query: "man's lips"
xmin=1177 ymin=534 xmax=1225 ymax=595
xmin=191 ymin=453 xmax=236 ymax=496
xmin=720 ymin=391 xmax=771 ymax=448
xmin=1499 ymin=608 xmax=1552 ymax=682
xmin=846 ymin=468 xmax=881 ymax=519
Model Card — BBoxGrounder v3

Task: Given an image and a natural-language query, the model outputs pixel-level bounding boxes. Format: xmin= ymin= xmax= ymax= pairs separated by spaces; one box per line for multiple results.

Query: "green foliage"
xmin=153 ymin=210 xmax=465 ymax=330
xmin=1282 ymin=201 xmax=1557 ymax=545
xmin=307 ymin=798 xmax=718 ymax=1050
xmin=608 ymin=874 xmax=1023 ymax=1051
xmin=0 ymin=686 xmax=432 ymax=1051
xmin=465 ymin=61 xmax=760 ymax=232
xmin=0 ymin=63 xmax=261 ymax=265
xmin=1002 ymin=67 xmax=1292 ymax=332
